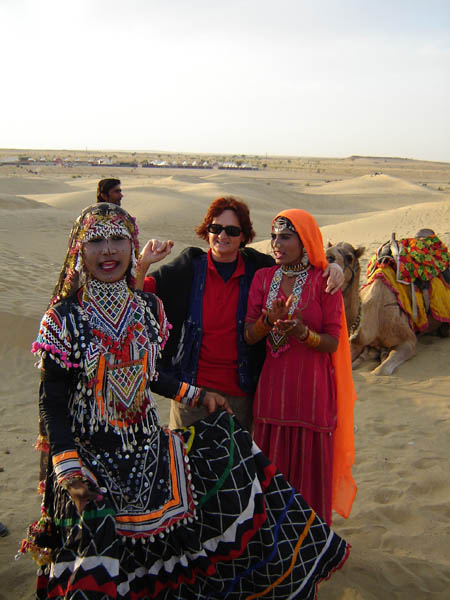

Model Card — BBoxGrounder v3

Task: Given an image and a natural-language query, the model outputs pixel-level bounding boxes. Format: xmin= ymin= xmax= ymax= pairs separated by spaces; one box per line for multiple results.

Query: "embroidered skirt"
xmin=36 ymin=412 xmax=349 ymax=599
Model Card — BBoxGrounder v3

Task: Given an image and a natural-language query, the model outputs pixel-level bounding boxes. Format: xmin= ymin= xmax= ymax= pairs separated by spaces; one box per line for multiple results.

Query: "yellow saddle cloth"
xmin=366 ymin=266 xmax=450 ymax=332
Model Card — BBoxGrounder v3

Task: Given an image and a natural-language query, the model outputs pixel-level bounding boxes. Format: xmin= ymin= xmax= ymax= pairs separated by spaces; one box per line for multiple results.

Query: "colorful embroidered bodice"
xmin=32 ymin=283 xmax=201 ymax=538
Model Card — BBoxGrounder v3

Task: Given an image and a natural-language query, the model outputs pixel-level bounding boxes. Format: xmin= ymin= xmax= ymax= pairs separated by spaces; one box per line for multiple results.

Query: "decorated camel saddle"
xmin=365 ymin=231 xmax=450 ymax=332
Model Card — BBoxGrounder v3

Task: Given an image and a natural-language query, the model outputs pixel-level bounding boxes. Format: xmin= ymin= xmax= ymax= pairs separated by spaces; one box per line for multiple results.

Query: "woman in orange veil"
xmin=245 ymin=209 xmax=356 ymax=524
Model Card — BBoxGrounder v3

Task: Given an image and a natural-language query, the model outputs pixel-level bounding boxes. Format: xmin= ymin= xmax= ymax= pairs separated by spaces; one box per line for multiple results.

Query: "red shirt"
xmin=143 ymin=277 xmax=156 ymax=293
xmin=196 ymin=250 xmax=246 ymax=396
xmin=143 ymin=252 xmax=246 ymax=396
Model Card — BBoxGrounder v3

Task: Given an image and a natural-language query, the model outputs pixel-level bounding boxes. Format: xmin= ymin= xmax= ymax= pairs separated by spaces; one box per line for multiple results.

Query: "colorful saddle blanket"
xmin=364 ymin=235 xmax=450 ymax=332
xmin=365 ymin=265 xmax=450 ymax=332
xmin=367 ymin=235 xmax=450 ymax=284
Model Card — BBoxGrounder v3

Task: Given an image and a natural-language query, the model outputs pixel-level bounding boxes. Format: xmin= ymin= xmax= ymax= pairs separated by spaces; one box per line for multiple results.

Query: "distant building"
xmin=0 ymin=156 xmax=19 ymax=164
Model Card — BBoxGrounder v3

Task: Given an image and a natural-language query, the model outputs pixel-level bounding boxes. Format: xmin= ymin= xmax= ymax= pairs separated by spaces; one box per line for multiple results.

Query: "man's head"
xmin=96 ymin=178 xmax=123 ymax=206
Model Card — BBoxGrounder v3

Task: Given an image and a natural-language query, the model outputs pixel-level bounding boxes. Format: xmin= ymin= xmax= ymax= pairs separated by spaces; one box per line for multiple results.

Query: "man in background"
xmin=96 ymin=178 xmax=123 ymax=206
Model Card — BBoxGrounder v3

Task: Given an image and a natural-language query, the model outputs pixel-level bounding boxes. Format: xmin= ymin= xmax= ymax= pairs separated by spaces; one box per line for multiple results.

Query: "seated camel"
xmin=326 ymin=231 xmax=450 ymax=375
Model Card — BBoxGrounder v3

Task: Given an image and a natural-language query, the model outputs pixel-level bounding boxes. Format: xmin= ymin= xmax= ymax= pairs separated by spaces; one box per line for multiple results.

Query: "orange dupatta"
xmin=274 ymin=209 xmax=357 ymax=518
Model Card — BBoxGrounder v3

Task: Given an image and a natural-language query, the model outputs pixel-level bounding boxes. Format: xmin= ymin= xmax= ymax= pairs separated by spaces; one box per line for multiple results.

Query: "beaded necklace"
xmin=84 ymin=278 xmax=133 ymax=341
xmin=265 ymin=266 xmax=309 ymax=354
xmin=77 ymin=278 xmax=160 ymax=449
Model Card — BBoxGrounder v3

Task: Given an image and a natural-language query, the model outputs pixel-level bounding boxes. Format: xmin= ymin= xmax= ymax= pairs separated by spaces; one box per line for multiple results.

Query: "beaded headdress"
xmin=49 ymin=203 xmax=140 ymax=306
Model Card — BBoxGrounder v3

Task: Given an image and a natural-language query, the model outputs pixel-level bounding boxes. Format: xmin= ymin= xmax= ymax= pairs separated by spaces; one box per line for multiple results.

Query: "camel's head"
xmin=326 ymin=241 xmax=365 ymax=292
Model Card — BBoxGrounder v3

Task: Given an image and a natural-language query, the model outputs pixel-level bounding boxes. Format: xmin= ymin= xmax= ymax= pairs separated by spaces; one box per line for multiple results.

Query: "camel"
xmin=325 ymin=241 xmax=365 ymax=336
xmin=326 ymin=238 xmax=449 ymax=376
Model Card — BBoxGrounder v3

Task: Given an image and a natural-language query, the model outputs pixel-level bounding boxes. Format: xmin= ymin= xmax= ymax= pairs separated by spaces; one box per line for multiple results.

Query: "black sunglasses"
xmin=207 ymin=223 xmax=242 ymax=237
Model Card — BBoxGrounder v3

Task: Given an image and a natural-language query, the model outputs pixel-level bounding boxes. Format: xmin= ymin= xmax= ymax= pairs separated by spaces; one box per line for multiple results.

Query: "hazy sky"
xmin=1 ymin=0 xmax=449 ymax=161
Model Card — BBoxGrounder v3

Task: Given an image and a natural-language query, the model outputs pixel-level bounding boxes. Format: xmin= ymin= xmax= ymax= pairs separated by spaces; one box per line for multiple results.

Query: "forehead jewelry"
xmin=83 ymin=219 xmax=131 ymax=242
xmin=272 ymin=217 xmax=296 ymax=235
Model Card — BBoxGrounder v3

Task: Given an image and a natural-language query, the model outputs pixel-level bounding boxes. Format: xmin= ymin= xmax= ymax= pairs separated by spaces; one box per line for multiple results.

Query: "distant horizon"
xmin=1 ymin=146 xmax=448 ymax=165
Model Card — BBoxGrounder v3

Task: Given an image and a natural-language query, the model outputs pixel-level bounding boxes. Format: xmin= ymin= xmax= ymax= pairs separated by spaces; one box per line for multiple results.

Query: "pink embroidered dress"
xmin=246 ymin=265 xmax=342 ymax=523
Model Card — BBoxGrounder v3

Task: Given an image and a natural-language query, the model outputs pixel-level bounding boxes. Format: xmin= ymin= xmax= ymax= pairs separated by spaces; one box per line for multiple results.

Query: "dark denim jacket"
xmin=171 ymin=252 xmax=268 ymax=394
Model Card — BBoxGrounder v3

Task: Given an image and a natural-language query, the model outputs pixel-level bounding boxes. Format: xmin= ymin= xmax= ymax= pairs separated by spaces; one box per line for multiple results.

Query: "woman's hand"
xmin=135 ymin=239 xmax=174 ymax=290
xmin=140 ymin=239 xmax=174 ymax=271
xmin=245 ymin=295 xmax=296 ymax=345
xmin=66 ymin=480 xmax=102 ymax=515
xmin=264 ymin=295 xmax=295 ymax=326
xmin=323 ymin=262 xmax=344 ymax=294
xmin=202 ymin=392 xmax=233 ymax=415
xmin=274 ymin=308 xmax=308 ymax=340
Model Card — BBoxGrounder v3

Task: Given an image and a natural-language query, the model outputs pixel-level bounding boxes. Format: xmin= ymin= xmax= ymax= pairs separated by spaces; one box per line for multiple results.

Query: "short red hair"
xmin=196 ymin=196 xmax=255 ymax=246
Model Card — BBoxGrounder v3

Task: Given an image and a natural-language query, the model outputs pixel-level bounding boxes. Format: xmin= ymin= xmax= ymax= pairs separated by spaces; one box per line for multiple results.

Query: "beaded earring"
xmin=74 ymin=251 xmax=83 ymax=273
xmin=74 ymin=249 xmax=88 ymax=285
xmin=130 ymin=252 xmax=137 ymax=278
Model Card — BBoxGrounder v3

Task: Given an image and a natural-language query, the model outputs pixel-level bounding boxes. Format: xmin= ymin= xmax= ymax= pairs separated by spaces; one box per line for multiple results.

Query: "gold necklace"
xmin=281 ymin=264 xmax=308 ymax=277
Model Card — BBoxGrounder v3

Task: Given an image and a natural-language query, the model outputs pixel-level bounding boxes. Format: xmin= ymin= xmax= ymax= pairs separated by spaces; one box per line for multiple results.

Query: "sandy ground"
xmin=0 ymin=158 xmax=449 ymax=599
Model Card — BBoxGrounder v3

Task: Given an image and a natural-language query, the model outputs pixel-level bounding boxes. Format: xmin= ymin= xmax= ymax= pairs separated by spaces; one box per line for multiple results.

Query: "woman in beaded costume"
xmin=245 ymin=210 xmax=357 ymax=525
xmin=21 ymin=203 xmax=349 ymax=600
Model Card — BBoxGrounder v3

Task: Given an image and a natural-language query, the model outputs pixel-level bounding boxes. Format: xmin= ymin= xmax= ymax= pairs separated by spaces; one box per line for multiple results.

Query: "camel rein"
xmin=349 ymin=298 xmax=362 ymax=339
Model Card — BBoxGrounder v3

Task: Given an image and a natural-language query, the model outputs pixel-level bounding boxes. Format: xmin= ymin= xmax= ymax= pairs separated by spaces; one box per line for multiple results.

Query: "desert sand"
xmin=0 ymin=156 xmax=449 ymax=599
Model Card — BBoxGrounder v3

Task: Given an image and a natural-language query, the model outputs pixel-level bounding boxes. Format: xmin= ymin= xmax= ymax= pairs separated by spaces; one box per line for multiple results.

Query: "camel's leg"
xmin=371 ymin=340 xmax=416 ymax=376
xmin=379 ymin=347 xmax=389 ymax=362
xmin=352 ymin=354 xmax=365 ymax=370
xmin=350 ymin=339 xmax=365 ymax=363
xmin=352 ymin=346 xmax=379 ymax=370
xmin=367 ymin=348 xmax=381 ymax=361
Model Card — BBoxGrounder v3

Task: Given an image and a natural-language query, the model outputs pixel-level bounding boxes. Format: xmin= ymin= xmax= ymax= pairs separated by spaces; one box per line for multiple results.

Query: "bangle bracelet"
xmin=297 ymin=326 xmax=309 ymax=341
xmin=264 ymin=314 xmax=274 ymax=328
xmin=253 ymin=315 xmax=272 ymax=338
xmin=197 ymin=389 xmax=206 ymax=408
xmin=303 ymin=329 xmax=321 ymax=348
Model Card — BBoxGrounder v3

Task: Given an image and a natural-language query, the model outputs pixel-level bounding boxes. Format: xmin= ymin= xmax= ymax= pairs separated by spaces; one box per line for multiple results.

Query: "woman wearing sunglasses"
xmin=137 ymin=197 xmax=343 ymax=431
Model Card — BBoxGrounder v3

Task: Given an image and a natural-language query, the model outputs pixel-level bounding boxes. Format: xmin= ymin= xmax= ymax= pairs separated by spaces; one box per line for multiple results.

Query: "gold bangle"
xmin=253 ymin=315 xmax=273 ymax=338
xmin=297 ymin=326 xmax=309 ymax=341
xmin=304 ymin=329 xmax=321 ymax=348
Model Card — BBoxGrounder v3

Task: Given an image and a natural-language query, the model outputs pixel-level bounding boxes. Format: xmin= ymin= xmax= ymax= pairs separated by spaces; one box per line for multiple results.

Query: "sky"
xmin=1 ymin=0 xmax=449 ymax=162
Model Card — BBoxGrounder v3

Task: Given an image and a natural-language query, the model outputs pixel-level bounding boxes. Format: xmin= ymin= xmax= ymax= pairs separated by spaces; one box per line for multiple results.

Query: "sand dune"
xmin=0 ymin=193 xmax=51 ymax=210
xmin=0 ymin=161 xmax=449 ymax=599
xmin=306 ymin=173 xmax=440 ymax=196
xmin=0 ymin=176 xmax=79 ymax=196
